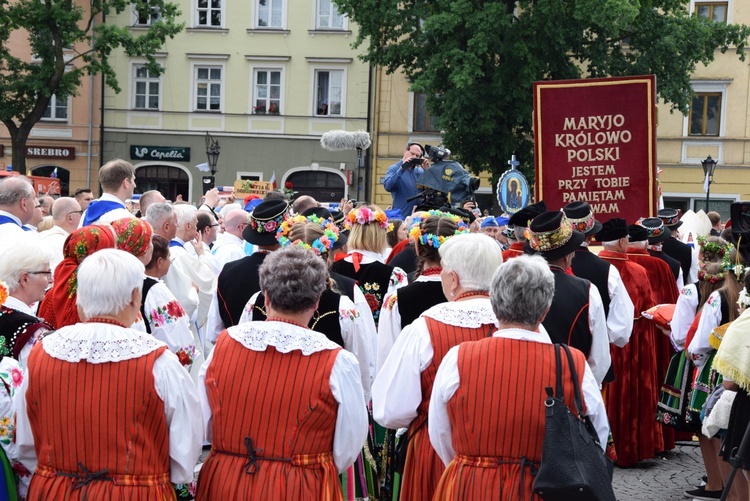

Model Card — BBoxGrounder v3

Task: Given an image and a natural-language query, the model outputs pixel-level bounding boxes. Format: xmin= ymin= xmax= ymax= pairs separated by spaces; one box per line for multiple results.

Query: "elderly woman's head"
xmin=490 ymin=255 xmax=555 ymax=330
xmin=438 ymin=233 xmax=503 ymax=298
xmin=259 ymin=246 xmax=328 ymax=314
xmin=0 ymin=234 xmax=53 ymax=304
xmin=77 ymin=248 xmax=144 ymax=321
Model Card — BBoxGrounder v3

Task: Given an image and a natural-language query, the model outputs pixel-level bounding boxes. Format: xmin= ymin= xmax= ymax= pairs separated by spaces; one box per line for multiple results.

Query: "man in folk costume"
xmin=206 ymin=200 xmax=289 ymax=343
xmin=596 ymin=218 xmax=663 ymax=466
xmin=641 ymin=217 xmax=684 ymax=289
xmin=659 ymin=208 xmax=698 ymax=284
xmin=502 ymin=201 xmax=546 ymax=261
xmin=428 ymin=254 xmax=610 ymax=500
xmin=15 ymin=249 xmax=203 ymax=499
xmin=527 ymin=211 xmax=610 ymax=384
xmin=373 ymin=233 xmax=502 ymax=501
xmin=0 ymin=176 xmax=38 ymax=239
xmin=80 ymin=159 xmax=136 ymax=226
xmin=564 ymin=202 xmax=634 ymax=377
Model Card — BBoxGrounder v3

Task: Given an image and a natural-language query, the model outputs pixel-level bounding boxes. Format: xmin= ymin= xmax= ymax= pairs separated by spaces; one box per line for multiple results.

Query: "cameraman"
xmin=383 ymin=142 xmax=429 ymax=218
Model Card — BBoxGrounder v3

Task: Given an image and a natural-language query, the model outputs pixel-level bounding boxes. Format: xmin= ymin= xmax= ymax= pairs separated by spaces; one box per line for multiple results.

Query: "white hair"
xmin=77 ymin=249 xmax=144 ymax=318
xmin=630 ymin=240 xmax=647 ymax=249
xmin=438 ymin=233 xmax=503 ymax=291
xmin=220 ymin=203 xmax=241 ymax=219
xmin=172 ymin=204 xmax=197 ymax=228
xmin=602 ymin=239 xmax=620 ymax=247
xmin=145 ymin=202 xmax=174 ymax=227
xmin=0 ymin=234 xmax=51 ymax=292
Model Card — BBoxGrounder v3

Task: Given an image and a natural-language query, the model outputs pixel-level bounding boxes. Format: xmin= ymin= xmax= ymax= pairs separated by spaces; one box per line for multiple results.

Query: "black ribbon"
xmin=56 ymin=462 xmax=111 ymax=500
xmin=242 ymin=436 xmax=263 ymax=474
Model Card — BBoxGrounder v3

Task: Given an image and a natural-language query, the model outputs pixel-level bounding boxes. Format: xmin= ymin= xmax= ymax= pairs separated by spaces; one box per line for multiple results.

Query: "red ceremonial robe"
xmin=627 ymin=247 xmax=682 ymax=450
xmin=501 ymin=242 xmax=526 ymax=262
xmin=598 ymin=249 xmax=661 ymax=466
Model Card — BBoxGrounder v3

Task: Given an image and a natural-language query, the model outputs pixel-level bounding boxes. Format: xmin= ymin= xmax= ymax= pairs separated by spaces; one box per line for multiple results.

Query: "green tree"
xmin=0 ymin=0 xmax=183 ymax=174
xmin=333 ymin=0 xmax=750 ymax=182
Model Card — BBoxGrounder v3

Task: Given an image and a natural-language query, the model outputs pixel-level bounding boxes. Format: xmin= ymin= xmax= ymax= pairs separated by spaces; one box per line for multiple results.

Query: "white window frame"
xmin=315 ymin=0 xmax=347 ymax=30
xmin=191 ymin=63 xmax=225 ymax=113
xmin=132 ymin=4 xmax=160 ymax=26
xmin=690 ymin=0 xmax=731 ymax=23
xmin=254 ymin=0 xmax=286 ymax=29
xmin=40 ymin=94 xmax=70 ymax=122
xmin=311 ymin=67 xmax=346 ymax=117
xmin=250 ymin=66 xmax=285 ymax=115
xmin=683 ymin=80 xmax=730 ymax=138
xmin=195 ymin=0 xmax=224 ymax=28
xmin=132 ymin=64 xmax=162 ymax=110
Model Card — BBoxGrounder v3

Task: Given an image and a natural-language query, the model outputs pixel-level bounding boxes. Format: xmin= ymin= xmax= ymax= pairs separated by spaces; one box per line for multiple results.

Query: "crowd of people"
xmin=1 ymin=157 xmax=750 ymax=500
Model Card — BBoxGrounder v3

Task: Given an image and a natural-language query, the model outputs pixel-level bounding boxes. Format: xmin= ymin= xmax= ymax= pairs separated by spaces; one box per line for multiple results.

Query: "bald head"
xmin=51 ymin=197 xmax=82 ymax=233
xmin=293 ymin=195 xmax=317 ymax=215
xmin=38 ymin=195 xmax=55 ymax=216
xmin=224 ymin=209 xmax=249 ymax=238
xmin=139 ymin=190 xmax=166 ymax=216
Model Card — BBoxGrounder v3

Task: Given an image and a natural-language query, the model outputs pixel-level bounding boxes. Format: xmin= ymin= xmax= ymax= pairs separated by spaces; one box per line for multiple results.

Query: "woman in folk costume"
xmin=197 ymin=246 xmax=368 ymax=500
xmin=37 ymin=224 xmax=116 ymax=329
xmin=428 ymin=254 xmax=610 ymax=500
xmin=373 ymin=233 xmax=502 ymax=501
xmin=377 ymin=211 xmax=469 ymax=369
xmin=239 ymin=214 xmax=376 ymax=401
xmin=15 ymin=249 xmax=203 ymax=500
xmin=0 ymin=235 xmax=53 ymax=368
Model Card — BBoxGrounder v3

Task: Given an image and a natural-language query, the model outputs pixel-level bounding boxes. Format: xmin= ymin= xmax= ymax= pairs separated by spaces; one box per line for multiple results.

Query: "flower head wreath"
xmin=276 ymin=213 xmax=340 ymax=255
xmin=697 ymin=236 xmax=735 ymax=284
xmin=408 ymin=209 xmax=470 ymax=249
xmin=346 ymin=206 xmax=389 ymax=230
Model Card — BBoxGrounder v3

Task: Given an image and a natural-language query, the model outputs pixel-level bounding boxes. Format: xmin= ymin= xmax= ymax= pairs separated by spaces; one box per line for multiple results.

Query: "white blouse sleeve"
xmin=428 ymin=345 xmax=460 ymax=466
xmin=670 ymin=284 xmax=699 ymax=351
xmin=206 ymin=292 xmax=225 ymax=345
xmin=0 ymin=358 xmax=22 ymax=463
xmin=339 ymin=295 xmax=375 ymax=402
xmin=376 ymin=291 xmax=403 ymax=372
xmin=152 ymin=350 xmax=204 ymax=485
xmin=372 ymin=317 xmax=433 ymax=429
xmin=386 ymin=266 xmax=409 ymax=297
xmin=351 ymin=287 xmax=378 ymax=371
xmin=329 ymin=350 xmax=368 ymax=473
xmin=586 ymin=285 xmax=611 ymax=385
xmin=606 ymin=266 xmax=634 ymax=347
xmin=581 ymin=363 xmax=609 ymax=451
xmin=238 ymin=291 xmax=262 ymax=325
xmin=688 ymin=290 xmax=723 ymax=367
xmin=14 ymin=365 xmax=36 ymax=474
xmin=145 ymin=282 xmax=199 ymax=371
xmin=198 ymin=347 xmax=216 ymax=444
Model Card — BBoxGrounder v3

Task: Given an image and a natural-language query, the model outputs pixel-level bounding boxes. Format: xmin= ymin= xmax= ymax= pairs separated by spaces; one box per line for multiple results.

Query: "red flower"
xmin=285 ymin=181 xmax=293 ymax=189
xmin=177 ymin=350 xmax=192 ymax=367
xmin=166 ymin=300 xmax=184 ymax=318
xmin=364 ymin=293 xmax=380 ymax=313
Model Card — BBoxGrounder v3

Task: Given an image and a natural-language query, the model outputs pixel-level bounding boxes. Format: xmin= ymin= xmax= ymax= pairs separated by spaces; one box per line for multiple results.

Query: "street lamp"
xmin=701 ymin=155 xmax=718 ymax=212
xmin=206 ymin=132 xmax=220 ymax=176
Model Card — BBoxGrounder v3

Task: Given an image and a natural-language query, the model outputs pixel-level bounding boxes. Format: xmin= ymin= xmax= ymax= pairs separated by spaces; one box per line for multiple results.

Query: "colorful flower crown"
xmin=346 ymin=206 xmax=389 ymax=230
xmin=0 ymin=280 xmax=7 ymax=305
xmin=698 ymin=235 xmax=729 ymax=258
xmin=408 ymin=210 xmax=470 ymax=249
xmin=276 ymin=214 xmax=340 ymax=255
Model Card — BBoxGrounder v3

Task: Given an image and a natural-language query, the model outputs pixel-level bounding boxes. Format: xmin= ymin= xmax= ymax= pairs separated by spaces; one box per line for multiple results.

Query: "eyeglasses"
xmin=208 ymin=223 xmax=220 ymax=228
xmin=28 ymin=271 xmax=52 ymax=278
xmin=67 ymin=210 xmax=84 ymax=216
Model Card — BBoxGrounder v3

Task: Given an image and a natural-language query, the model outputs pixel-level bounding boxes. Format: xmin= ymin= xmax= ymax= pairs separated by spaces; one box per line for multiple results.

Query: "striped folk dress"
xmin=25 ymin=344 xmax=173 ymax=500
xmin=434 ymin=337 xmax=587 ymax=501
xmin=198 ymin=330 xmax=343 ymax=500
xmin=400 ymin=317 xmax=494 ymax=501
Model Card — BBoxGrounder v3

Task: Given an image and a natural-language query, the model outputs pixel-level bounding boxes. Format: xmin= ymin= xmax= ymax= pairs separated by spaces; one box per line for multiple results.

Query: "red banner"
xmin=533 ymin=75 xmax=657 ymax=223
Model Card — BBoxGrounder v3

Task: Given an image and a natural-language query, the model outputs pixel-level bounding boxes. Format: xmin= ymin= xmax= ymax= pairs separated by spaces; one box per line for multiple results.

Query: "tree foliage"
xmin=0 ymin=0 xmax=183 ymax=173
xmin=333 ymin=0 xmax=750 ymax=181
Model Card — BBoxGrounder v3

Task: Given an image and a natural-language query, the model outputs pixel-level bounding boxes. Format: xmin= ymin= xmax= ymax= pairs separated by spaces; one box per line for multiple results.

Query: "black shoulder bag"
xmin=532 ymin=344 xmax=615 ymax=501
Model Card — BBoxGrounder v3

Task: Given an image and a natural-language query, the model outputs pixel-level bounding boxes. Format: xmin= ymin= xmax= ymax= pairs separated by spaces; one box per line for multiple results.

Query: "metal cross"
xmin=508 ymin=154 xmax=520 ymax=170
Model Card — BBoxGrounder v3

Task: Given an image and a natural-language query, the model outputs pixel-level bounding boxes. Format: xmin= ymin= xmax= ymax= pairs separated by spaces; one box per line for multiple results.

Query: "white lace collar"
xmin=227 ymin=321 xmax=340 ymax=356
xmin=421 ymin=297 xmax=498 ymax=327
xmin=43 ymin=323 xmax=166 ymax=363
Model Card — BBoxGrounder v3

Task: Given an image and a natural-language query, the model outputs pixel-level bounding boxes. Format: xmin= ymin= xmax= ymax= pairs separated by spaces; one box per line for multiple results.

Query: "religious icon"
xmin=497 ymin=156 xmax=530 ymax=215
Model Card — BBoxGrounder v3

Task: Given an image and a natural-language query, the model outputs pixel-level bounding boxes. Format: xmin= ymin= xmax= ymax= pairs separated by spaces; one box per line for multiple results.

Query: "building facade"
xmin=104 ymin=0 xmax=370 ymax=203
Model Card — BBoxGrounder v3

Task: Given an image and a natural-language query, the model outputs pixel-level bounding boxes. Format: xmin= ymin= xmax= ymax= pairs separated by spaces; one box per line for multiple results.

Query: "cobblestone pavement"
xmin=613 ymin=443 xmax=705 ymax=500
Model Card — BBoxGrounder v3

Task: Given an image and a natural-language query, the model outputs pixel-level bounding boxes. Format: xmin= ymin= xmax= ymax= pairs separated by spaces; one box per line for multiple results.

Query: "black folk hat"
xmin=242 ymin=200 xmax=290 ymax=246
xmin=596 ymin=217 xmax=629 ymax=242
xmin=639 ymin=217 xmax=671 ymax=244
xmin=527 ymin=211 xmax=586 ymax=261
xmin=628 ymin=223 xmax=649 ymax=243
xmin=508 ymin=200 xmax=547 ymax=228
xmin=562 ymin=201 xmax=603 ymax=236
xmin=658 ymin=208 xmax=683 ymax=230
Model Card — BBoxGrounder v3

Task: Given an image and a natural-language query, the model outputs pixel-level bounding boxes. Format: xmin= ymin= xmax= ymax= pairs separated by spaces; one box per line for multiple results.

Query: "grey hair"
xmin=51 ymin=197 xmax=79 ymax=221
xmin=602 ymin=239 xmax=620 ymax=247
xmin=77 ymin=249 xmax=144 ymax=318
xmin=490 ymin=254 xmax=555 ymax=328
xmin=145 ymin=202 xmax=174 ymax=227
xmin=172 ymin=204 xmax=197 ymax=228
xmin=0 ymin=176 xmax=34 ymax=206
xmin=438 ymin=233 xmax=503 ymax=291
xmin=259 ymin=246 xmax=327 ymax=313
xmin=0 ymin=234 xmax=52 ymax=292
xmin=512 ymin=225 xmax=527 ymax=242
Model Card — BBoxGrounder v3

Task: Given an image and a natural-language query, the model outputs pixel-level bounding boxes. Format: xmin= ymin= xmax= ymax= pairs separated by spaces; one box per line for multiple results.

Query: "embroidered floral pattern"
xmin=175 ymin=345 xmax=197 ymax=369
xmin=174 ymin=480 xmax=197 ymax=500
xmin=149 ymin=300 xmax=186 ymax=328
xmin=390 ymin=268 xmax=407 ymax=287
xmin=339 ymin=308 xmax=359 ymax=321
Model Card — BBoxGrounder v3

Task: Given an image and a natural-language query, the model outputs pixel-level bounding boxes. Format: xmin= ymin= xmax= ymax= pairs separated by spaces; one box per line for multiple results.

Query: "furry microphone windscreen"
xmin=320 ymin=130 xmax=372 ymax=151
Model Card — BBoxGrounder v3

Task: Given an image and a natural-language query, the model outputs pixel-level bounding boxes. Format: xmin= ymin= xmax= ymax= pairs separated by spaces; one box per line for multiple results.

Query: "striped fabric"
xmin=25 ymin=344 xmax=172 ymax=500
xmin=434 ymin=337 xmax=587 ymax=501
xmin=400 ymin=318 xmax=494 ymax=501
xmin=198 ymin=335 xmax=342 ymax=500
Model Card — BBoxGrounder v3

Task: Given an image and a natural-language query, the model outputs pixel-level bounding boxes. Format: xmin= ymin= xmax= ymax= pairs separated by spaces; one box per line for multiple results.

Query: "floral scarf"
xmin=111 ymin=218 xmax=153 ymax=258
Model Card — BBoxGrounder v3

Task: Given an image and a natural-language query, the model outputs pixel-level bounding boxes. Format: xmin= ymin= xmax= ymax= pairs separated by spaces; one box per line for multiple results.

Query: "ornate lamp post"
xmin=701 ymin=155 xmax=717 ymax=212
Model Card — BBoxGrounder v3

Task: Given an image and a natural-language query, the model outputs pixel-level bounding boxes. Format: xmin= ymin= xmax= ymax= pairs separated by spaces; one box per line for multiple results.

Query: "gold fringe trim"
xmin=713 ymin=357 xmax=750 ymax=393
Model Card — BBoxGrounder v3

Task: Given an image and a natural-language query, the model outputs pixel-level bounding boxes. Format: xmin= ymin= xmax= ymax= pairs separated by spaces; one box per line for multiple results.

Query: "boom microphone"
xmin=320 ymin=130 xmax=372 ymax=152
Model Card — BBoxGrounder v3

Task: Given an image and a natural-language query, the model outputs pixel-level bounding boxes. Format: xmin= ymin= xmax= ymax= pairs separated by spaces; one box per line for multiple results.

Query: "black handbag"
xmin=532 ymin=344 xmax=615 ymax=501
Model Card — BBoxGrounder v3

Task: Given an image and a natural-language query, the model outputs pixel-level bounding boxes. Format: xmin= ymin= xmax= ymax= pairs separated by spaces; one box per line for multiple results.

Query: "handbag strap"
xmin=561 ymin=344 xmax=586 ymax=418
xmin=553 ymin=344 xmax=564 ymax=400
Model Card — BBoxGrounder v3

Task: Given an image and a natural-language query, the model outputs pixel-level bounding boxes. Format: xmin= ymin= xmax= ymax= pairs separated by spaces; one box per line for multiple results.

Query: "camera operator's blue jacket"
xmin=383 ymin=160 xmax=424 ymax=218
